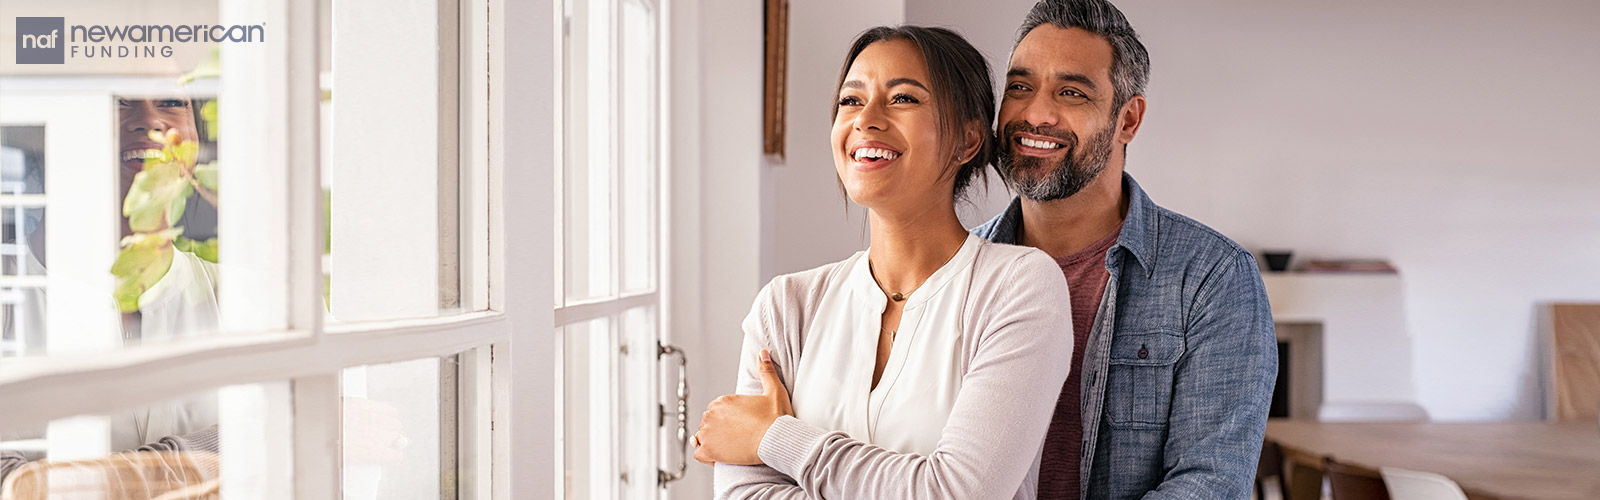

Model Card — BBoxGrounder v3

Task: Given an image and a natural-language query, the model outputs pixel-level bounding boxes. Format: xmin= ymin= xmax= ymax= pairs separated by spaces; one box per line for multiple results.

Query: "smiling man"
xmin=971 ymin=1 xmax=1277 ymax=499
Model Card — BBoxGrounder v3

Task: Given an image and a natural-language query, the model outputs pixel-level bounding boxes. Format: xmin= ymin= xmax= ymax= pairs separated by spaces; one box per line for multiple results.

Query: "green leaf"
xmin=178 ymin=46 xmax=221 ymax=85
xmin=178 ymin=236 xmax=219 ymax=263
xmin=124 ymin=162 xmax=192 ymax=232
xmin=200 ymin=100 xmax=219 ymax=139
xmin=194 ymin=162 xmax=219 ymax=193
xmin=111 ymin=230 xmax=180 ymax=313
xmin=173 ymin=139 xmax=200 ymax=168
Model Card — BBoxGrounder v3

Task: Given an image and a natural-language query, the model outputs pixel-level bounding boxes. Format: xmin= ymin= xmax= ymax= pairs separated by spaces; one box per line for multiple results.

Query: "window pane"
xmin=325 ymin=0 xmax=469 ymax=323
xmin=0 ymin=125 xmax=45 ymax=195
xmin=0 ymin=287 xmax=46 ymax=357
xmin=562 ymin=0 xmax=616 ymax=303
xmin=1 ymin=208 xmax=46 ymax=276
xmin=0 ymin=1 xmax=295 ymax=360
xmin=562 ymin=316 xmax=616 ymax=499
xmin=0 ymin=382 xmax=290 ymax=498
xmin=342 ymin=356 xmax=454 ymax=500
xmin=617 ymin=305 xmax=658 ymax=498
xmin=618 ymin=0 xmax=658 ymax=295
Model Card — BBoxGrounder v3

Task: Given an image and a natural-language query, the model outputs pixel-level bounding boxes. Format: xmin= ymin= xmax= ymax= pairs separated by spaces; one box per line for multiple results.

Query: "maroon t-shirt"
xmin=1036 ymin=223 xmax=1122 ymax=500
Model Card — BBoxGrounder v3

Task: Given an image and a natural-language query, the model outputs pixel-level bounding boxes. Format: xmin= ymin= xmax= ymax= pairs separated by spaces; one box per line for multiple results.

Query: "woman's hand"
xmin=693 ymin=349 xmax=794 ymax=466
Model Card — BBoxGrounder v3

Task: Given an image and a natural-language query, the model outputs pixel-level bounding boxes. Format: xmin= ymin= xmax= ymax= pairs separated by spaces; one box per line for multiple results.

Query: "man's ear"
xmin=1116 ymin=95 xmax=1147 ymax=146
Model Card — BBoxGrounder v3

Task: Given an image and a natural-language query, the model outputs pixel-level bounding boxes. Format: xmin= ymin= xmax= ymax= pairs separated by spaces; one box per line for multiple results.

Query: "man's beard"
xmin=995 ymin=120 xmax=1116 ymax=202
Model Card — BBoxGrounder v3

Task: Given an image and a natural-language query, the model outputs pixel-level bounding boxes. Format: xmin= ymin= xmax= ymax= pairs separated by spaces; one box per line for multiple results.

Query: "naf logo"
xmin=16 ymin=17 xmax=65 ymax=64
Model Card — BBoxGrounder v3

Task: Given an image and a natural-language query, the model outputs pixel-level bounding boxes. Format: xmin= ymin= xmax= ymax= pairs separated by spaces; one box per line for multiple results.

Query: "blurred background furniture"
xmin=1381 ymin=466 xmax=1470 ymax=500
xmin=1549 ymin=303 xmax=1600 ymax=423
xmin=1257 ymin=440 xmax=1288 ymax=500
xmin=1265 ymin=420 xmax=1600 ymax=500
xmin=1286 ymin=456 xmax=1325 ymax=500
xmin=0 ymin=450 xmax=217 ymax=500
xmin=1326 ymin=459 xmax=1391 ymax=500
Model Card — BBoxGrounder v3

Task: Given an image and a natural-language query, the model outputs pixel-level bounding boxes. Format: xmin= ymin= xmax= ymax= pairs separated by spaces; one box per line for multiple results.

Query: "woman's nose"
xmin=854 ymin=100 xmax=889 ymax=132
xmin=124 ymin=103 xmax=170 ymax=134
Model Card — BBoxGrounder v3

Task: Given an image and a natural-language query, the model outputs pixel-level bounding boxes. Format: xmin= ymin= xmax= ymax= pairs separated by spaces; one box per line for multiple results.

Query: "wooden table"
xmin=1265 ymin=420 xmax=1600 ymax=500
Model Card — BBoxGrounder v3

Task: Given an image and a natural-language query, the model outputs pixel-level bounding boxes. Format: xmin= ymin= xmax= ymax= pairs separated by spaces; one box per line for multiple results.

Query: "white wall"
xmin=798 ymin=0 xmax=1600 ymax=421
xmin=763 ymin=0 xmax=908 ymax=278
xmin=665 ymin=0 xmax=766 ymax=498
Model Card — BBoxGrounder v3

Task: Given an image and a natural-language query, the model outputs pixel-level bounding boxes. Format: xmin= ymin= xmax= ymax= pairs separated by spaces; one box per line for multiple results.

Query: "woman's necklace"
xmin=888 ymin=292 xmax=906 ymax=301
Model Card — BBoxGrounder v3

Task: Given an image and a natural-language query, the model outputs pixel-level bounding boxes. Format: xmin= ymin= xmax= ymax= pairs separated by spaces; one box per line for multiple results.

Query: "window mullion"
xmin=292 ymin=373 xmax=342 ymax=500
xmin=286 ymin=0 xmax=325 ymax=336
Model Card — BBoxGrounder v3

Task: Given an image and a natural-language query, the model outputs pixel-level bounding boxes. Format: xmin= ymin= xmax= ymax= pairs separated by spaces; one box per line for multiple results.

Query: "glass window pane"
xmin=0 ymin=287 xmax=46 ymax=358
xmin=562 ymin=0 xmax=616 ymax=303
xmin=562 ymin=316 xmax=616 ymax=499
xmin=617 ymin=305 xmax=657 ymax=498
xmin=0 ymin=126 xmax=45 ymax=195
xmin=324 ymin=0 xmax=469 ymax=323
xmin=618 ymin=0 xmax=658 ymax=295
xmin=0 ymin=382 xmax=289 ymax=498
xmin=341 ymin=356 xmax=453 ymax=500
xmin=1 ymin=208 xmax=46 ymax=276
xmin=0 ymin=1 xmax=296 ymax=359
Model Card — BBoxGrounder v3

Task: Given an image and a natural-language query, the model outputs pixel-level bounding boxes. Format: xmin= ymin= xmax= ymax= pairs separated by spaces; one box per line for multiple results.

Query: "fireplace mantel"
xmin=1262 ymin=272 xmax=1429 ymax=421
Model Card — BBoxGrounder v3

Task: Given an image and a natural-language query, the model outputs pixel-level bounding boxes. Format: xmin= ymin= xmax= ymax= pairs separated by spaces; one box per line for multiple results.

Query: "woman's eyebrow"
xmin=885 ymin=78 xmax=928 ymax=91
xmin=841 ymin=78 xmax=929 ymax=91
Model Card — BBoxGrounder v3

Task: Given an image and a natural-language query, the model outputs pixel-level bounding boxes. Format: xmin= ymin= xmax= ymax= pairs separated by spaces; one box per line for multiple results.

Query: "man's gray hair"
xmin=1015 ymin=0 xmax=1150 ymax=110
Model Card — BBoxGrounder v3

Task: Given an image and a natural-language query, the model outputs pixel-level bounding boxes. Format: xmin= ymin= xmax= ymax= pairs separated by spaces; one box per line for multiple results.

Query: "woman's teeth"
xmin=122 ymin=149 xmax=162 ymax=162
xmin=1019 ymin=137 xmax=1062 ymax=149
xmin=854 ymin=148 xmax=900 ymax=161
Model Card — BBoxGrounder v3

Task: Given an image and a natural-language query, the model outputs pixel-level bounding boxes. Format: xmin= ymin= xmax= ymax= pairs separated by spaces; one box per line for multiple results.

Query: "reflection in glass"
xmin=0 ymin=287 xmax=45 ymax=358
xmin=114 ymin=96 xmax=221 ymax=347
xmin=1 ymin=126 xmax=47 ymax=359
xmin=342 ymin=356 xmax=450 ymax=500
xmin=0 ymin=382 xmax=285 ymax=498
xmin=0 ymin=126 xmax=45 ymax=195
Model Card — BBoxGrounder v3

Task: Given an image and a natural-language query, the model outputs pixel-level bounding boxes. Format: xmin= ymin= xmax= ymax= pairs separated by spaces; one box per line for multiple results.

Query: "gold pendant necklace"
xmin=889 ymin=292 xmax=906 ymax=301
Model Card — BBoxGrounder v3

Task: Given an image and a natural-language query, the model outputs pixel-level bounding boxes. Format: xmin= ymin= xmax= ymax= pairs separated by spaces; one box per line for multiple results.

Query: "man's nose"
xmin=1016 ymin=96 xmax=1058 ymax=130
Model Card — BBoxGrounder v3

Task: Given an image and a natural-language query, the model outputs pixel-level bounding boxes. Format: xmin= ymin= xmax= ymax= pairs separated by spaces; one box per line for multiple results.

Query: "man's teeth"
xmin=1019 ymin=137 xmax=1062 ymax=150
xmin=853 ymin=147 xmax=900 ymax=161
xmin=122 ymin=149 xmax=162 ymax=162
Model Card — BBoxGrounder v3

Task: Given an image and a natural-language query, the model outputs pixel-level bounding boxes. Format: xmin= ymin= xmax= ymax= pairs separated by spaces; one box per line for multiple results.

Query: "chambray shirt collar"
xmin=976 ymin=172 xmax=1160 ymax=279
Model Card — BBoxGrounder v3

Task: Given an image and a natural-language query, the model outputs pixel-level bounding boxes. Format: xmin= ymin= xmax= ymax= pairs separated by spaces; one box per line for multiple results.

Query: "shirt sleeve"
xmin=735 ymin=249 xmax=1074 ymax=500
xmin=714 ymin=279 xmax=817 ymax=500
xmin=1143 ymin=250 xmax=1277 ymax=499
xmin=1 ymin=451 xmax=28 ymax=486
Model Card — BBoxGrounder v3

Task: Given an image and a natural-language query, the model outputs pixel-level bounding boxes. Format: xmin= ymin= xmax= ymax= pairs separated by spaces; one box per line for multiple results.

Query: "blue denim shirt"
xmin=972 ymin=173 xmax=1276 ymax=500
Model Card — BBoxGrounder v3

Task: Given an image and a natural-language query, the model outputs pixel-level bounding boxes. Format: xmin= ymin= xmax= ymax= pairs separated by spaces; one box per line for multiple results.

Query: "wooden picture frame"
xmin=763 ymin=0 xmax=789 ymax=158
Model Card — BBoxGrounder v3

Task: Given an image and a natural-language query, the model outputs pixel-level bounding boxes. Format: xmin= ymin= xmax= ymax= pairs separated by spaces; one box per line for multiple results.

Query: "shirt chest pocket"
xmin=1105 ymin=331 xmax=1184 ymax=429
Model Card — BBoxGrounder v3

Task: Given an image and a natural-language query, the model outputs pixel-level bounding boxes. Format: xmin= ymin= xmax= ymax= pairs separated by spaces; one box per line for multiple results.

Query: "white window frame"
xmin=0 ymin=0 xmax=558 ymax=498
xmin=553 ymin=0 xmax=672 ymax=497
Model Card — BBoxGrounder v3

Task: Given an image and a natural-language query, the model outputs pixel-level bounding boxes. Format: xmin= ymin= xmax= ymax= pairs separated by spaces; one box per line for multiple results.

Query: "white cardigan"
xmin=714 ymin=238 xmax=1074 ymax=500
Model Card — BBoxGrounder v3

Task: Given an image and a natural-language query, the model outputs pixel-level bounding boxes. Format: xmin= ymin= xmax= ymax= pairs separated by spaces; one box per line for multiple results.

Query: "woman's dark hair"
xmin=832 ymin=26 xmax=995 ymax=201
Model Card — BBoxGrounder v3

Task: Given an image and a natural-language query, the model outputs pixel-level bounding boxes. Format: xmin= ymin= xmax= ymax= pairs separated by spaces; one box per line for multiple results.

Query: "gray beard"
xmin=995 ymin=122 xmax=1116 ymax=202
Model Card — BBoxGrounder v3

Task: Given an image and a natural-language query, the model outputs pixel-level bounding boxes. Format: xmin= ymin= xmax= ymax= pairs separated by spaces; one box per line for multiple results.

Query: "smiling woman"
xmin=698 ymin=26 xmax=1076 ymax=500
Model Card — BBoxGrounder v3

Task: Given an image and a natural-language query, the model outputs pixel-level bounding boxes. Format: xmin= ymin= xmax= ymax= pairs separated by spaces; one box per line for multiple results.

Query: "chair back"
xmin=0 ymin=450 xmax=218 ymax=500
xmin=1326 ymin=459 xmax=1391 ymax=500
xmin=1257 ymin=440 xmax=1287 ymax=500
xmin=1379 ymin=467 xmax=1469 ymax=500
xmin=1551 ymin=303 xmax=1600 ymax=422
